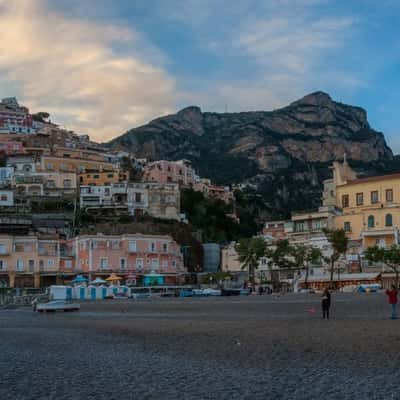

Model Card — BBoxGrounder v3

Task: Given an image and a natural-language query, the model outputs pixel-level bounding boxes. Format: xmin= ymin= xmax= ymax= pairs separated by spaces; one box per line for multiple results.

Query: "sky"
xmin=0 ymin=0 xmax=399 ymax=151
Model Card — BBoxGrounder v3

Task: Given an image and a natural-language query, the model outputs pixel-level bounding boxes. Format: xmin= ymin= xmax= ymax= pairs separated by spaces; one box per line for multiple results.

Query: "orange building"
xmin=78 ymin=169 xmax=128 ymax=186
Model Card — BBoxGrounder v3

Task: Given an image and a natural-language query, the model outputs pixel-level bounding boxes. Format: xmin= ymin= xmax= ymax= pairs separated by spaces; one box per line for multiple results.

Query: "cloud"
xmin=187 ymin=1 xmax=360 ymax=113
xmin=0 ymin=0 xmax=177 ymax=141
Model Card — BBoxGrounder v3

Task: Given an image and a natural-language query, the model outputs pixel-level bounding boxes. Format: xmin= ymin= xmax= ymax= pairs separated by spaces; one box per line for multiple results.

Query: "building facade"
xmin=335 ymin=172 xmax=400 ymax=250
xmin=0 ymin=233 xmax=184 ymax=288
xmin=144 ymin=160 xmax=197 ymax=186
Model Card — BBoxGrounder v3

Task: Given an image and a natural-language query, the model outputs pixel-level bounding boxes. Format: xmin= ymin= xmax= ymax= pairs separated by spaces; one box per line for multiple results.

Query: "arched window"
xmin=368 ymin=215 xmax=375 ymax=228
xmin=386 ymin=214 xmax=393 ymax=227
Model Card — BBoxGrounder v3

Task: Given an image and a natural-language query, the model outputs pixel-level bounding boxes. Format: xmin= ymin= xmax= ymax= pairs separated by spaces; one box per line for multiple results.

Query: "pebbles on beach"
xmin=0 ymin=293 xmax=399 ymax=400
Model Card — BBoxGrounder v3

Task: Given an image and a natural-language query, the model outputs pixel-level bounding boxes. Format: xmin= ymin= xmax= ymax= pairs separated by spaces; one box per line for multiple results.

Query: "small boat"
xmin=36 ymin=300 xmax=80 ymax=312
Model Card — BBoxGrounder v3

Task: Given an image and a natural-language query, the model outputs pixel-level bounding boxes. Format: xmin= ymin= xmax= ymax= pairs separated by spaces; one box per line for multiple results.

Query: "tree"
xmin=235 ymin=237 xmax=267 ymax=286
xmin=265 ymin=239 xmax=296 ymax=289
xmin=291 ymin=245 xmax=322 ymax=289
xmin=323 ymin=229 xmax=348 ymax=287
xmin=365 ymin=245 xmax=400 ymax=289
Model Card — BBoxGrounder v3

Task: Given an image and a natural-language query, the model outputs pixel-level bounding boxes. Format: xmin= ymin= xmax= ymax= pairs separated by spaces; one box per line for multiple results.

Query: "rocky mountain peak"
xmin=290 ymin=91 xmax=333 ymax=107
xmin=177 ymin=105 xmax=202 ymax=117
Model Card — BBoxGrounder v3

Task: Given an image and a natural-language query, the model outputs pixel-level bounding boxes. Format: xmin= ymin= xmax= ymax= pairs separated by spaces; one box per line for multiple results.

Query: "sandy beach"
xmin=1 ymin=293 xmax=400 ymax=399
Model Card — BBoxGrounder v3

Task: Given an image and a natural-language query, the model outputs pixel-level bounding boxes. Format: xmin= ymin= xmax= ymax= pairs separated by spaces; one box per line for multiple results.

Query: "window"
xmin=295 ymin=222 xmax=305 ymax=233
xmin=135 ymin=192 xmax=142 ymax=203
xmin=48 ymin=259 xmax=55 ymax=267
xmin=100 ymin=258 xmax=108 ymax=269
xmin=64 ymin=260 xmax=72 ymax=269
xmin=386 ymin=214 xmax=393 ymax=227
xmin=367 ymin=215 xmax=375 ymax=228
xmin=39 ymin=260 xmax=44 ymax=268
xmin=63 ymin=179 xmax=72 ymax=188
xmin=151 ymin=258 xmax=159 ymax=269
xmin=24 ymin=243 xmax=32 ymax=252
xmin=386 ymin=189 xmax=393 ymax=202
xmin=344 ymin=222 xmax=351 ymax=232
xmin=356 ymin=192 xmax=363 ymax=206
xmin=162 ymin=260 xmax=168 ymax=268
xmin=0 ymin=195 xmax=7 ymax=201
xmin=16 ymin=259 xmax=24 ymax=271
xmin=0 ymin=244 xmax=6 ymax=254
xmin=149 ymin=242 xmax=156 ymax=253
xmin=312 ymin=220 xmax=321 ymax=231
xmin=120 ymin=258 xmax=126 ymax=269
xmin=111 ymin=240 xmax=120 ymax=250
xmin=94 ymin=175 xmax=99 ymax=179
xmin=107 ymin=174 xmax=114 ymax=178
xmin=128 ymin=240 xmax=137 ymax=252
xmin=136 ymin=258 xmax=144 ymax=270
xmin=47 ymin=163 xmax=54 ymax=170
xmin=0 ymin=260 xmax=5 ymax=271
xmin=162 ymin=243 xmax=168 ymax=253
xmin=172 ymin=260 xmax=176 ymax=268
xmin=371 ymin=191 xmax=379 ymax=204
xmin=28 ymin=259 xmax=34 ymax=271
xmin=342 ymin=194 xmax=349 ymax=208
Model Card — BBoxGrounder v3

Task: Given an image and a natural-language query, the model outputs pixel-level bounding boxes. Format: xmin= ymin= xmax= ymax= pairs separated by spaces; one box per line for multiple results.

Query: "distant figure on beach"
xmin=31 ymin=298 xmax=37 ymax=312
xmin=385 ymin=284 xmax=398 ymax=320
xmin=321 ymin=288 xmax=331 ymax=319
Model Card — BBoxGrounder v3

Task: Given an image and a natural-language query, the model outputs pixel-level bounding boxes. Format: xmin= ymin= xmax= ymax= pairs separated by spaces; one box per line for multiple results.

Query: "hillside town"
xmin=0 ymin=97 xmax=398 ymax=293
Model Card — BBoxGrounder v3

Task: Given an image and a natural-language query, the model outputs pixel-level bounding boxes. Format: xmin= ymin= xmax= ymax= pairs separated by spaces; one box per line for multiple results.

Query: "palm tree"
xmin=365 ymin=245 xmax=400 ymax=289
xmin=323 ymin=229 xmax=348 ymax=287
xmin=291 ymin=244 xmax=322 ymax=289
xmin=235 ymin=237 xmax=267 ymax=287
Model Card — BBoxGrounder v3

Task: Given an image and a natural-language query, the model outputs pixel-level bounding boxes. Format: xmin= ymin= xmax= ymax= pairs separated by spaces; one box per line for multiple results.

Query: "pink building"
xmin=68 ymin=233 xmax=185 ymax=284
xmin=0 ymin=139 xmax=24 ymax=155
xmin=0 ymin=98 xmax=35 ymax=134
xmin=0 ymin=233 xmax=185 ymax=288
xmin=143 ymin=160 xmax=197 ymax=186
xmin=193 ymin=179 xmax=234 ymax=204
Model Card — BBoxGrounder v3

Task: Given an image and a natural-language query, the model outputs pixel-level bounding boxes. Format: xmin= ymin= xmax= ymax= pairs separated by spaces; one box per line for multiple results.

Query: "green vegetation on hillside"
xmin=181 ymin=189 xmax=258 ymax=244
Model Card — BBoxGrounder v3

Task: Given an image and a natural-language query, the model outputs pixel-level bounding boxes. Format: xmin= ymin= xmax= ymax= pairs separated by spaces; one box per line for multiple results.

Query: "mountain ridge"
xmin=109 ymin=91 xmax=395 ymax=220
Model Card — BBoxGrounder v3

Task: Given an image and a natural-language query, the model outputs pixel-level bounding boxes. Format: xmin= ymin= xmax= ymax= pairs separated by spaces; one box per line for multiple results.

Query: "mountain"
xmin=109 ymin=91 xmax=395 ymax=221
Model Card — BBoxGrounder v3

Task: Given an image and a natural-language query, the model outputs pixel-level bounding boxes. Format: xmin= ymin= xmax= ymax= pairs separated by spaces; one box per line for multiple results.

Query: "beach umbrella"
xmin=106 ymin=273 xmax=123 ymax=281
xmin=72 ymin=275 xmax=88 ymax=283
xmin=91 ymin=277 xmax=106 ymax=285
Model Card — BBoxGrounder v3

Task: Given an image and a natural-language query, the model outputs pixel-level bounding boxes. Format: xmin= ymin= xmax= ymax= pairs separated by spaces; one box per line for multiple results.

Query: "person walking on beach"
xmin=322 ymin=288 xmax=331 ymax=319
xmin=386 ymin=284 xmax=398 ymax=320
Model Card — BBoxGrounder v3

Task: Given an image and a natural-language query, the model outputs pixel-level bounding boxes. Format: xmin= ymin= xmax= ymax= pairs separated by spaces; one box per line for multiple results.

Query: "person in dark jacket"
xmin=386 ymin=284 xmax=398 ymax=320
xmin=321 ymin=288 xmax=331 ymax=319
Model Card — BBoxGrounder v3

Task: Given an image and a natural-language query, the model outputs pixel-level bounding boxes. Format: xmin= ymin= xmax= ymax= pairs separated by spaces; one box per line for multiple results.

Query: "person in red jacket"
xmin=386 ymin=284 xmax=398 ymax=320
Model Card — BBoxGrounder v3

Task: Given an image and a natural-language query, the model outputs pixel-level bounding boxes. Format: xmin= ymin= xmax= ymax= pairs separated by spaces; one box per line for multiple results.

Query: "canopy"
xmin=106 ymin=273 xmax=123 ymax=281
xmin=72 ymin=275 xmax=88 ymax=283
xmin=91 ymin=277 xmax=106 ymax=284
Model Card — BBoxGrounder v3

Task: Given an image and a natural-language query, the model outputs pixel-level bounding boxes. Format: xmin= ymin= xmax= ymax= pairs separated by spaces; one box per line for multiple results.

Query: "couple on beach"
xmin=320 ymin=285 xmax=398 ymax=320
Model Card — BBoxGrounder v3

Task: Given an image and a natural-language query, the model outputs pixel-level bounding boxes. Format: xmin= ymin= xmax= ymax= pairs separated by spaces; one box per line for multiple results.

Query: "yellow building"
xmin=331 ymin=161 xmax=400 ymax=249
xmin=38 ymin=155 xmax=114 ymax=173
xmin=78 ymin=169 xmax=128 ymax=186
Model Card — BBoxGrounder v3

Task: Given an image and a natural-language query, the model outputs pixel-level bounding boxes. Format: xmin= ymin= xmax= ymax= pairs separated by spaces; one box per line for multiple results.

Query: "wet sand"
xmin=1 ymin=293 xmax=400 ymax=399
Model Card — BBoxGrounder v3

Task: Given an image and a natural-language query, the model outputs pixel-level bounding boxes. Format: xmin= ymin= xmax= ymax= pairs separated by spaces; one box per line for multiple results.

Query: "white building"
xmin=0 ymin=167 xmax=14 ymax=186
xmin=0 ymin=190 xmax=14 ymax=206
